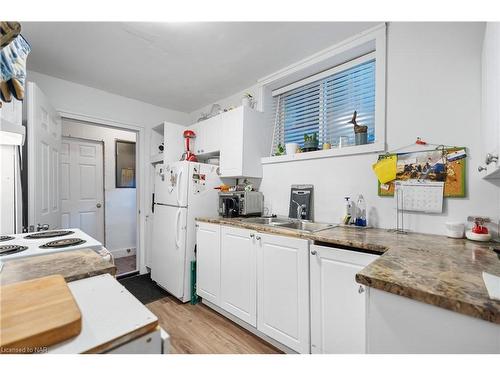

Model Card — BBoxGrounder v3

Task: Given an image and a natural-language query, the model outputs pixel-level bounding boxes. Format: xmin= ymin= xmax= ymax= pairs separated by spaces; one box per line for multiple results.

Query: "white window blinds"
xmin=271 ymin=56 xmax=376 ymax=154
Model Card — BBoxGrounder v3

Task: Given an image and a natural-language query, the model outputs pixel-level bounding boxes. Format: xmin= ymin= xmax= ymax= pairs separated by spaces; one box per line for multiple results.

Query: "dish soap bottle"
xmin=355 ymin=194 xmax=367 ymax=227
xmin=343 ymin=197 xmax=353 ymax=225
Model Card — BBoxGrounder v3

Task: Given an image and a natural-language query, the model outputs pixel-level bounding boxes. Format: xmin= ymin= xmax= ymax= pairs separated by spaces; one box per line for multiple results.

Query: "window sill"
xmin=261 ymin=142 xmax=385 ymax=165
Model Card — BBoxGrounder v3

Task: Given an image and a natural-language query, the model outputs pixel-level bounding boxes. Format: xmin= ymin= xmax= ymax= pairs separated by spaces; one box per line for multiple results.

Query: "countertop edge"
xmin=196 ymin=216 xmax=500 ymax=325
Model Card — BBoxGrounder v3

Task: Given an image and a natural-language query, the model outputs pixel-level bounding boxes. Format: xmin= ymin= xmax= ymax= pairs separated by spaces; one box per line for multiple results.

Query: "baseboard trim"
xmin=201 ymin=299 xmax=297 ymax=354
xmin=111 ymin=247 xmax=137 ymax=258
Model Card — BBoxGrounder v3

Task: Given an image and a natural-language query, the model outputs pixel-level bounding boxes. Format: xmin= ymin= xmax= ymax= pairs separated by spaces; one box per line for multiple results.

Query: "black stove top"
xmin=39 ymin=238 xmax=86 ymax=248
xmin=0 ymin=244 xmax=28 ymax=256
xmin=25 ymin=230 xmax=74 ymax=239
xmin=0 ymin=235 xmax=15 ymax=242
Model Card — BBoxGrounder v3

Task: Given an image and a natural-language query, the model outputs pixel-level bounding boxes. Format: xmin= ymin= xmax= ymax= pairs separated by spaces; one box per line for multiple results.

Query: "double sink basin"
xmin=241 ymin=216 xmax=335 ymax=233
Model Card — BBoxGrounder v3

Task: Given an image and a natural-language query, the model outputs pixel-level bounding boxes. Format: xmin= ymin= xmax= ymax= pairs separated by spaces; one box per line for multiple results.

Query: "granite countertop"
xmin=0 ymin=249 xmax=116 ymax=285
xmin=196 ymin=216 xmax=500 ymax=324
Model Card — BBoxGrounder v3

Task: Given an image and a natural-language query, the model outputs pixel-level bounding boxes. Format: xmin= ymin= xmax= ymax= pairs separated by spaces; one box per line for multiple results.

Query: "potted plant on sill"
xmin=303 ymin=132 xmax=319 ymax=152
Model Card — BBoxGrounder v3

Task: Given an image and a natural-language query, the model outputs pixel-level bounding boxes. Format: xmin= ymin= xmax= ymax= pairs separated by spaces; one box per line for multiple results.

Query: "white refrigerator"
xmin=151 ymin=161 xmax=222 ymax=302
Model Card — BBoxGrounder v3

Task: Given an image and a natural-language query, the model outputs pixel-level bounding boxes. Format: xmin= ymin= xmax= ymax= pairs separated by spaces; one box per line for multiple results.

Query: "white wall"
xmin=27 ymin=71 xmax=190 ymax=127
xmin=27 ymin=71 xmax=191 ymax=273
xmin=190 ymin=22 xmax=500 ymax=236
xmin=62 ymin=119 xmax=137 ymax=255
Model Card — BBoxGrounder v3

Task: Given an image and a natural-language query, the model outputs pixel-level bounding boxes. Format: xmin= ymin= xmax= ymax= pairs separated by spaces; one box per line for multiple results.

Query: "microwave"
xmin=218 ymin=191 xmax=264 ymax=218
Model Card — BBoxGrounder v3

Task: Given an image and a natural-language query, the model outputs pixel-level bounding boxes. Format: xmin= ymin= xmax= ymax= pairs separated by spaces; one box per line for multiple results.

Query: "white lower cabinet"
xmin=220 ymin=226 xmax=257 ymax=326
xmin=257 ymin=233 xmax=310 ymax=353
xmin=310 ymin=244 xmax=378 ymax=353
xmin=196 ymin=222 xmax=221 ymax=305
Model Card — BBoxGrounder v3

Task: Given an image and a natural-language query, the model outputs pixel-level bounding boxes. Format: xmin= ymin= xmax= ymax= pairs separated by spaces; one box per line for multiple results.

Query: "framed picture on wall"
xmin=115 ymin=140 xmax=136 ymax=188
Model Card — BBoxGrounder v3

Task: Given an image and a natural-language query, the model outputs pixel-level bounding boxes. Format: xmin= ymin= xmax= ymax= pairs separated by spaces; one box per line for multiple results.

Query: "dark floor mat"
xmin=118 ymin=273 xmax=169 ymax=304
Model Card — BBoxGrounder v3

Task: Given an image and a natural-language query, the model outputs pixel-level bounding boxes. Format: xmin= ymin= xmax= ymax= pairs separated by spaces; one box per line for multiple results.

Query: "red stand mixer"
xmin=181 ymin=129 xmax=198 ymax=162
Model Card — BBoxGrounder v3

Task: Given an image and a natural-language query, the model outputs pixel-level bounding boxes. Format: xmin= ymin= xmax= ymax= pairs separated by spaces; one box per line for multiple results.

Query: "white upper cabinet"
xmin=480 ymin=22 xmax=500 ymax=178
xmin=256 ymin=232 xmax=310 ymax=353
xmin=191 ymin=115 xmax=221 ymax=156
xmin=0 ymin=98 xmax=25 ymax=146
xmin=190 ymin=106 xmax=270 ymax=178
xmin=163 ymin=121 xmax=188 ymax=163
xmin=310 ymin=245 xmax=378 ymax=354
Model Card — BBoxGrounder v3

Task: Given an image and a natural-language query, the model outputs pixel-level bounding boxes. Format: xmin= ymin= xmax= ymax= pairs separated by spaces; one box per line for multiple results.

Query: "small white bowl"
xmin=445 ymin=222 xmax=464 ymax=238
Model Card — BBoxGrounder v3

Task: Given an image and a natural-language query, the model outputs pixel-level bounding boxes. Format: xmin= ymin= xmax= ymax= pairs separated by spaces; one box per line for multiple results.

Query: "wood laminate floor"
xmin=147 ymin=296 xmax=282 ymax=354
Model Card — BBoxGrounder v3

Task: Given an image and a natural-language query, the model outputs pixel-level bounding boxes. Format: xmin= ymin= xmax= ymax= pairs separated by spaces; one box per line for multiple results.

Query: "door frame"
xmin=61 ymin=136 xmax=106 ymax=245
xmin=58 ymin=111 xmax=145 ymax=274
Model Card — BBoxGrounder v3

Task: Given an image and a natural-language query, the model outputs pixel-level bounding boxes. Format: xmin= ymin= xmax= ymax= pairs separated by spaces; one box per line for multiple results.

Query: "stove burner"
xmin=0 ymin=244 xmax=28 ymax=256
xmin=0 ymin=236 xmax=15 ymax=242
xmin=25 ymin=230 xmax=74 ymax=239
xmin=39 ymin=238 xmax=86 ymax=248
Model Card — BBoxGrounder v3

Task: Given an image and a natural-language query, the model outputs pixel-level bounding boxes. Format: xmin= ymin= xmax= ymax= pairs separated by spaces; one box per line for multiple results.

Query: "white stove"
xmin=0 ymin=228 xmax=108 ymax=264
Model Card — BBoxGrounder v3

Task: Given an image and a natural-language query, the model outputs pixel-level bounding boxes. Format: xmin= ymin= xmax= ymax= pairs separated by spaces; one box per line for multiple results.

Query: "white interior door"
xmin=27 ymin=82 xmax=62 ymax=231
xmin=60 ymin=137 xmax=105 ymax=243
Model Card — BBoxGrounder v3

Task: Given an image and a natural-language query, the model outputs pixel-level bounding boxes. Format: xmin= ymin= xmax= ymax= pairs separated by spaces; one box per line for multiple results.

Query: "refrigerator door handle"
xmin=175 ymin=208 xmax=182 ymax=248
xmin=176 ymin=168 xmax=184 ymax=206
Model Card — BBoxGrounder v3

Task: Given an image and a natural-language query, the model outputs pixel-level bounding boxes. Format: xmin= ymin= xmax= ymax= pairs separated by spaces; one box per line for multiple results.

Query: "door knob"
xmin=96 ymin=203 xmax=102 ymax=208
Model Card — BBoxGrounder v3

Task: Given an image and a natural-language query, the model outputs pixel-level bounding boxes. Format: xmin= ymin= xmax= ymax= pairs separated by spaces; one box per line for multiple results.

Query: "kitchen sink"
xmin=241 ymin=217 xmax=291 ymax=225
xmin=275 ymin=221 xmax=335 ymax=233
xmin=241 ymin=217 xmax=335 ymax=233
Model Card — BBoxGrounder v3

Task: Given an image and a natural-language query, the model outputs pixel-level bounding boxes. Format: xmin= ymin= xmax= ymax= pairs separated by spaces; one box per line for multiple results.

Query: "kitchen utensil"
xmin=0 ymin=275 xmax=82 ymax=352
xmin=355 ymin=132 xmax=368 ymax=145
xmin=181 ymin=129 xmax=197 ymax=162
xmin=466 ymin=216 xmax=492 ymax=241
xmin=285 ymin=143 xmax=298 ymax=155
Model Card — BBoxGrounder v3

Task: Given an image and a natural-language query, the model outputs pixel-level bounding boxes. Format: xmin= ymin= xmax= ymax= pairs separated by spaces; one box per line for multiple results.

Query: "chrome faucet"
xmin=291 ymin=199 xmax=307 ymax=220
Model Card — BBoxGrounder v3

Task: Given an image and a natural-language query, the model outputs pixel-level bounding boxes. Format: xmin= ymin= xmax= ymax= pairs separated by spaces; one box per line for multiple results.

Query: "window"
xmin=271 ymin=55 xmax=376 ymax=154
xmin=115 ymin=140 xmax=136 ymax=188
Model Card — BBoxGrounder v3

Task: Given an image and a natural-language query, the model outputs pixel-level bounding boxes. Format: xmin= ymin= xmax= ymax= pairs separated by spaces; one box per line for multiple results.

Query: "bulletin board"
xmin=377 ymin=147 xmax=467 ymax=197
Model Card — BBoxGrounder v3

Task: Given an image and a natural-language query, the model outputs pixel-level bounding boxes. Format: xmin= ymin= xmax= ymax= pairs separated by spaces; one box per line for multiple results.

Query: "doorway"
xmin=61 ymin=118 xmax=138 ymax=276
xmin=60 ymin=137 xmax=105 ymax=243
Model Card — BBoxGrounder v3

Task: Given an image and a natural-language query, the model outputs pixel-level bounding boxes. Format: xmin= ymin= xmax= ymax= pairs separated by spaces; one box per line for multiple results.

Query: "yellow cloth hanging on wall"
xmin=372 ymin=155 xmax=397 ymax=184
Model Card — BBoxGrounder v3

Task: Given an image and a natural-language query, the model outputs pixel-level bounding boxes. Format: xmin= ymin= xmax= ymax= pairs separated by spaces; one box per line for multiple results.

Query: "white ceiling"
xmin=22 ymin=22 xmax=378 ymax=113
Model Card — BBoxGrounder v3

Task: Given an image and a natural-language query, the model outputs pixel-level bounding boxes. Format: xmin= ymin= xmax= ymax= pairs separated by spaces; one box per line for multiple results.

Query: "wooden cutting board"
xmin=0 ymin=275 xmax=82 ymax=353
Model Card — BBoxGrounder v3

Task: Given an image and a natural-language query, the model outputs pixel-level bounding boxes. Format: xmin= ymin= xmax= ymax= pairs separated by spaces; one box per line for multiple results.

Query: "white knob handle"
xmin=358 ymin=285 xmax=365 ymax=294
xmin=311 ymin=250 xmax=317 ymax=255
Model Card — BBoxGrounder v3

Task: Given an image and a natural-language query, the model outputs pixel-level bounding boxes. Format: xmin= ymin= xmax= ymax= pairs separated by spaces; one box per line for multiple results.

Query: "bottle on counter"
xmin=355 ymin=194 xmax=367 ymax=227
xmin=343 ymin=197 xmax=353 ymax=225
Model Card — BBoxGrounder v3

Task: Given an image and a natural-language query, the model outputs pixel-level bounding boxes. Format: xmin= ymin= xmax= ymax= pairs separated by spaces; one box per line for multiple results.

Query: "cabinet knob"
xmin=311 ymin=250 xmax=317 ymax=255
xmin=478 ymin=165 xmax=487 ymax=172
xmin=250 ymin=234 xmax=255 ymax=238
xmin=358 ymin=285 xmax=365 ymax=294
xmin=255 ymin=235 xmax=261 ymax=240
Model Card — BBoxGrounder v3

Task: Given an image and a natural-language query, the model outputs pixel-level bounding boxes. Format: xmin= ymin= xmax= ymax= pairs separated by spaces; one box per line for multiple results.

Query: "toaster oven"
xmin=218 ymin=191 xmax=264 ymax=218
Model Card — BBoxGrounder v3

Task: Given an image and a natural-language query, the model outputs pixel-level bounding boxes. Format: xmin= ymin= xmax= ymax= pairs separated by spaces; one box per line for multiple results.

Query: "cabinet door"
xmin=257 ymin=233 xmax=310 ymax=353
xmin=196 ymin=222 xmax=221 ymax=305
xmin=220 ymin=226 xmax=257 ymax=326
xmin=310 ymin=245 xmax=378 ymax=353
xmin=219 ymin=108 xmax=244 ymax=177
